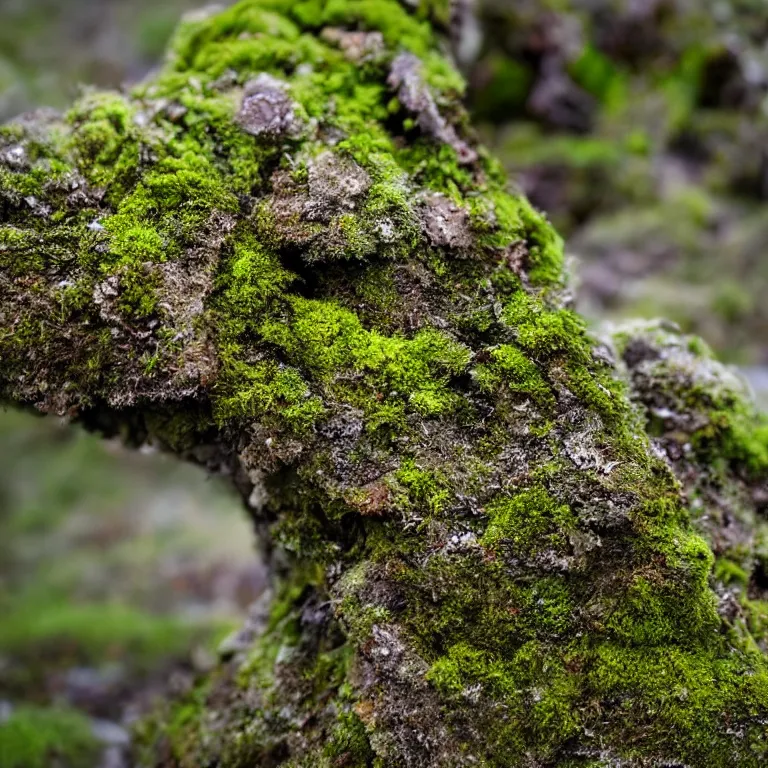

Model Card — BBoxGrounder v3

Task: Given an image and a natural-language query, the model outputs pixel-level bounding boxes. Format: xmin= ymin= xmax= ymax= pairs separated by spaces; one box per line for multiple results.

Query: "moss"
xmin=604 ymin=562 xmax=719 ymax=647
xmin=396 ymin=141 xmax=475 ymax=199
xmin=0 ymin=705 xmax=98 ymax=768
xmin=322 ymin=704 xmax=376 ymax=767
xmin=67 ymin=91 xmax=144 ymax=205
xmin=587 ymin=644 xmax=768 ymax=765
xmin=473 ymin=345 xmax=554 ymax=407
xmin=214 ymin=359 xmax=325 ymax=433
xmin=427 ymin=640 xmax=582 ymax=759
xmin=0 ymin=227 xmax=46 ymax=273
xmin=0 ymin=599 xmax=199 ymax=671
xmin=714 ymin=557 xmax=750 ymax=587
xmin=717 ymin=412 xmax=768 ymax=477
xmin=481 ymin=486 xmax=576 ymax=552
xmin=4 ymin=1 xmax=768 ymax=766
xmin=394 ymin=458 xmax=451 ymax=516
xmin=133 ymin=679 xmax=213 ymax=767
xmin=565 ymin=360 xmax=634 ymax=435
xmin=614 ymin=323 xmax=768 ymax=477
xmin=258 ymin=297 xmax=471 ymax=425
xmin=505 ymin=294 xmax=586 ymax=359
xmin=102 ymin=151 xmax=238 ymax=265
xmin=518 ymin=199 xmax=566 ymax=287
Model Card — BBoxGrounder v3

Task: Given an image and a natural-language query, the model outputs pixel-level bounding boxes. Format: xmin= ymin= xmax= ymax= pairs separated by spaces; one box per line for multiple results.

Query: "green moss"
xmin=168 ymin=0 xmax=438 ymax=80
xmin=396 ymin=141 xmax=475 ymax=200
xmin=235 ymin=366 xmax=324 ymax=432
xmin=604 ymin=561 xmax=718 ymax=647
xmin=427 ymin=640 xmax=582 ymax=758
xmin=5 ymin=2 xmax=768 ymax=765
xmin=717 ymin=411 xmax=768 ymax=477
xmin=0 ymin=598 xmax=197 ymax=670
xmin=239 ymin=600 xmax=302 ymax=691
xmin=506 ymin=299 xmax=586 ymax=359
xmin=67 ymin=91 xmax=143 ymax=204
xmin=714 ymin=557 xmax=750 ymax=587
xmin=258 ymin=297 xmax=471 ymax=424
xmin=0 ymin=227 xmax=45 ymax=273
xmin=587 ymin=643 xmax=768 ymax=765
xmin=474 ymin=344 xmax=554 ymax=408
xmin=103 ymin=152 xmax=237 ymax=264
xmin=133 ymin=677 xmax=214 ymax=768
xmin=482 ymin=486 xmax=576 ymax=552
xmin=0 ymin=705 xmax=98 ymax=768
xmin=614 ymin=325 xmax=768 ymax=477
xmin=395 ymin=457 xmax=451 ymax=516
xmin=518 ymin=199 xmax=566 ymax=288
xmin=565 ymin=361 xmax=629 ymax=427
xmin=322 ymin=704 xmax=375 ymax=767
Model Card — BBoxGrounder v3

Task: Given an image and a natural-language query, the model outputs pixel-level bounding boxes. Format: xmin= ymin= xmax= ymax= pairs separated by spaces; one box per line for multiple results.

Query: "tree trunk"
xmin=1 ymin=2 xmax=768 ymax=765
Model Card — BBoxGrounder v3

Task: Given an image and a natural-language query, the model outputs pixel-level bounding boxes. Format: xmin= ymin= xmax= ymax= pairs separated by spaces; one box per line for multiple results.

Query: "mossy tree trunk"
xmin=2 ymin=2 xmax=768 ymax=766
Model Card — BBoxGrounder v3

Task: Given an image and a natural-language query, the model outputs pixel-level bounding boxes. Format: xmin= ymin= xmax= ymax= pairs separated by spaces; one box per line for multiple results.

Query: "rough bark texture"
xmin=1 ymin=1 xmax=768 ymax=766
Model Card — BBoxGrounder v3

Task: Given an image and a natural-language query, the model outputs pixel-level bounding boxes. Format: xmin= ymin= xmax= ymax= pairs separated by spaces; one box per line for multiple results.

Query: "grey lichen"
xmin=236 ymin=74 xmax=303 ymax=138
xmin=388 ymin=51 xmax=478 ymax=165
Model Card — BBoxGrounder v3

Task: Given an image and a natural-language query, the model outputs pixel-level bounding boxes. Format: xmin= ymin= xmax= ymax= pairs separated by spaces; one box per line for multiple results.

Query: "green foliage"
xmin=0 ymin=706 xmax=98 ymax=768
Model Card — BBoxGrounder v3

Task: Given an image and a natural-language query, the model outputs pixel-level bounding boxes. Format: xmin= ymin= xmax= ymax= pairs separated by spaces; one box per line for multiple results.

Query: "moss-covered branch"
xmin=2 ymin=1 xmax=768 ymax=765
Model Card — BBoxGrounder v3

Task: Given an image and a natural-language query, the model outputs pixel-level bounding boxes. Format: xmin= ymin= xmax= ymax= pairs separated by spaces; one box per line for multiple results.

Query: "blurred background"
xmin=1 ymin=0 xmax=768 ymax=765
xmin=468 ymin=0 xmax=768 ymax=396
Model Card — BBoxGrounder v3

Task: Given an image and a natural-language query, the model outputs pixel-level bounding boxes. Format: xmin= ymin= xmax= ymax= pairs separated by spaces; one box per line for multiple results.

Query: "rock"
xmin=236 ymin=74 xmax=301 ymax=138
xmin=388 ymin=52 xmax=478 ymax=164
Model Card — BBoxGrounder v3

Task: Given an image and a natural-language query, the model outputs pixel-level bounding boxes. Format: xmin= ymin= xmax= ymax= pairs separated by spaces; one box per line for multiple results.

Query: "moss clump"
xmin=614 ymin=321 xmax=768 ymax=477
xmin=474 ymin=344 xmax=555 ymax=409
xmin=587 ymin=644 xmax=768 ymax=765
xmin=260 ymin=298 xmax=472 ymax=424
xmin=0 ymin=706 xmax=98 ymax=768
xmin=481 ymin=486 xmax=576 ymax=551
xmin=427 ymin=640 xmax=582 ymax=758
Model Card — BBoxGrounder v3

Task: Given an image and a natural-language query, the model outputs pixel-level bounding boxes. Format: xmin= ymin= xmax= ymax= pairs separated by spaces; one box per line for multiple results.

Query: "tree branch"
xmin=2 ymin=2 xmax=768 ymax=766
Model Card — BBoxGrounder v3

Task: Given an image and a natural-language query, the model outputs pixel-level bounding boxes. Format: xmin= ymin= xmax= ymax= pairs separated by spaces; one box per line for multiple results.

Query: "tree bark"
xmin=1 ymin=1 xmax=768 ymax=766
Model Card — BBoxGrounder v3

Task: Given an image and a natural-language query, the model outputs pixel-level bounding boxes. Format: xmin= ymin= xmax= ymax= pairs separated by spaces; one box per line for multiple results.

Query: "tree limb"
xmin=2 ymin=2 xmax=768 ymax=766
